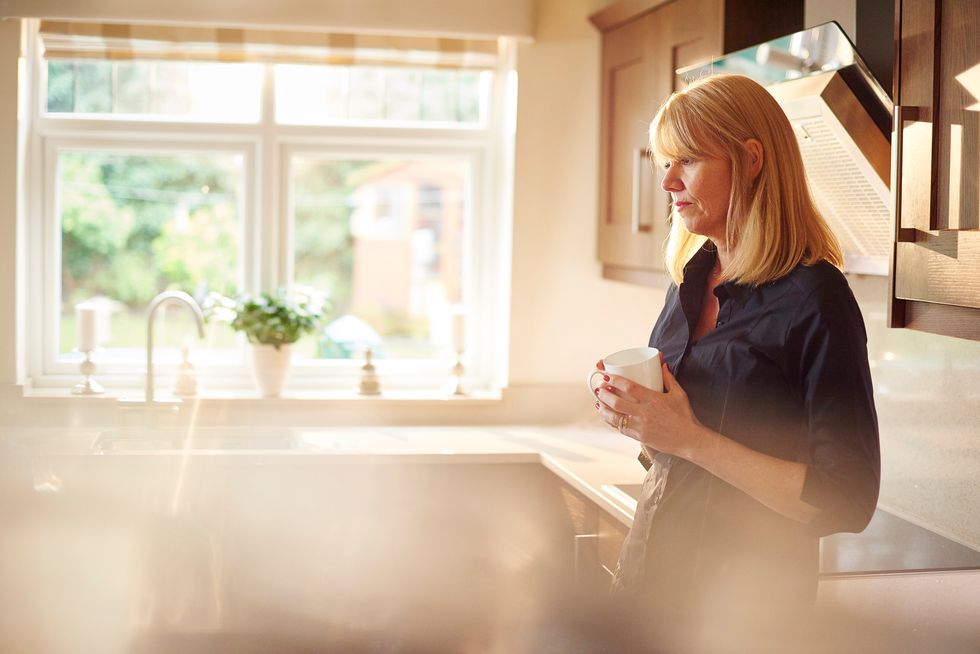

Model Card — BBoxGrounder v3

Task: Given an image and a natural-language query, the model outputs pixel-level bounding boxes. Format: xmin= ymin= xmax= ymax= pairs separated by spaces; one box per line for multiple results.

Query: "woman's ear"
xmin=744 ymin=138 xmax=763 ymax=179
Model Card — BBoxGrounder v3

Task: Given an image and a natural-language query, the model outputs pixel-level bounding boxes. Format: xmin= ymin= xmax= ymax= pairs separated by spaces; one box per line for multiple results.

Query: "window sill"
xmin=3 ymin=383 xmax=590 ymax=428
xmin=17 ymin=385 xmax=503 ymax=404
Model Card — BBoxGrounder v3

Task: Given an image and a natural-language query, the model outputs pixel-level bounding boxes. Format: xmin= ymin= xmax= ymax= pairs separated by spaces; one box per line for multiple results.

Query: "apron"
xmin=610 ymin=451 xmax=674 ymax=591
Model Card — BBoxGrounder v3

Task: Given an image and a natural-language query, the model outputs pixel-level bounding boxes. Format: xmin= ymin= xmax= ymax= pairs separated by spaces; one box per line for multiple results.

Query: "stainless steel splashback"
xmin=679 ymin=22 xmax=893 ymax=276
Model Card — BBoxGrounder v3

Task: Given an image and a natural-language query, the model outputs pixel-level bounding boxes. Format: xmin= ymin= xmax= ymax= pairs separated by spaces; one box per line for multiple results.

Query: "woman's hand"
xmin=594 ymin=362 xmax=707 ymax=461
xmin=595 ymin=359 xmax=821 ymax=522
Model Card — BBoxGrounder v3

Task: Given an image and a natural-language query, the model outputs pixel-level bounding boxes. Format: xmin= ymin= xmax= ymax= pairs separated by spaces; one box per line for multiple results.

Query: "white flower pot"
xmin=250 ymin=343 xmax=292 ymax=397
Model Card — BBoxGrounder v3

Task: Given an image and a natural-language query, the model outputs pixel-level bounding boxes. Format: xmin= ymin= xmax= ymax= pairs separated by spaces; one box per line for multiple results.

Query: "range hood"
xmin=679 ymin=22 xmax=893 ymax=276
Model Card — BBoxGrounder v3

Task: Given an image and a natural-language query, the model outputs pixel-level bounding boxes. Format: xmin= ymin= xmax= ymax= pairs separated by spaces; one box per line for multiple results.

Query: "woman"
xmin=593 ymin=74 xmax=880 ymax=647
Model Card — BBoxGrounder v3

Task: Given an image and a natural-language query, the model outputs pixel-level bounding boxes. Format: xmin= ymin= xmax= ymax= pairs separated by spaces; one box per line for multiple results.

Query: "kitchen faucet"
xmin=145 ymin=291 xmax=205 ymax=403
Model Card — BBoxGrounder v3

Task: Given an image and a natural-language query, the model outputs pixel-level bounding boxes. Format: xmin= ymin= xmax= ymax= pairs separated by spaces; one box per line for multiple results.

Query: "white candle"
xmin=76 ymin=302 xmax=99 ymax=352
xmin=451 ymin=312 xmax=465 ymax=353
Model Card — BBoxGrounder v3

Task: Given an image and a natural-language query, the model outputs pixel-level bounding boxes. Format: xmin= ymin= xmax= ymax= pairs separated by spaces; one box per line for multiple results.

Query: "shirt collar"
xmin=681 ymin=246 xmax=753 ymax=304
xmin=681 ymin=246 xmax=716 ymax=282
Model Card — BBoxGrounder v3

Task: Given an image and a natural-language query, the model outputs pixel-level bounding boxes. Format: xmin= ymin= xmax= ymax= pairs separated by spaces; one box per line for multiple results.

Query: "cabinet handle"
xmin=631 ymin=148 xmax=651 ymax=234
xmin=892 ymin=105 xmax=927 ymax=241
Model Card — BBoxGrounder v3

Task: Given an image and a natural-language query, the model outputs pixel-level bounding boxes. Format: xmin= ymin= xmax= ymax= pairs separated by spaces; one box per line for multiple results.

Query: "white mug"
xmin=587 ymin=346 xmax=663 ymax=396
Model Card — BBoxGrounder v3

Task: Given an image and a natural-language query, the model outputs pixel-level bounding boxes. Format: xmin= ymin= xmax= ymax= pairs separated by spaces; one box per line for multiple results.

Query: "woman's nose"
xmin=660 ymin=167 xmax=682 ymax=193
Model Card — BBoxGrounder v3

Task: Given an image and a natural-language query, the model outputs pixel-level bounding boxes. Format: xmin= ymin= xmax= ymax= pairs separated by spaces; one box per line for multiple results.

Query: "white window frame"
xmin=23 ymin=20 xmax=516 ymax=394
xmin=37 ymin=136 xmax=257 ymax=390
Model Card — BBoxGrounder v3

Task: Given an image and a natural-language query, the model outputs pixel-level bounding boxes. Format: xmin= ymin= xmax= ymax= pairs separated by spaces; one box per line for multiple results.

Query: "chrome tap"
xmin=145 ymin=291 xmax=205 ymax=403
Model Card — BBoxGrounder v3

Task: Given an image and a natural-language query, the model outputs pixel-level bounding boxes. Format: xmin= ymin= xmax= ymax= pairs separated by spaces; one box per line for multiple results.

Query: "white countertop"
xmin=0 ymin=422 xmax=649 ymax=526
xmin=5 ymin=422 xmax=979 ymax=649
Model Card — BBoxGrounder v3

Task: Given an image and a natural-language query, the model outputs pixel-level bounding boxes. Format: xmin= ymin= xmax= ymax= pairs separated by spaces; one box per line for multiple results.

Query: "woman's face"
xmin=659 ymin=155 xmax=732 ymax=244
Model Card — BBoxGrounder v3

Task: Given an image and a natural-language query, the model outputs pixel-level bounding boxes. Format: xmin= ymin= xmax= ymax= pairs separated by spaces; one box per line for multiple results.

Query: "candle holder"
xmin=446 ymin=349 xmax=466 ymax=396
xmin=71 ymin=349 xmax=105 ymax=395
xmin=357 ymin=347 xmax=382 ymax=396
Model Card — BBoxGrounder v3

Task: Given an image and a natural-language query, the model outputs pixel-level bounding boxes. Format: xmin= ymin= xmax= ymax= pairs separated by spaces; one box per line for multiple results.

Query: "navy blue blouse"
xmin=637 ymin=245 xmax=880 ymax=606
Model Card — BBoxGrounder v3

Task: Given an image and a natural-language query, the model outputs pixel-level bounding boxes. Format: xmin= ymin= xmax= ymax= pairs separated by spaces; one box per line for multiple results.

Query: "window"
xmin=289 ymin=155 xmax=469 ymax=361
xmin=46 ymin=60 xmax=262 ymax=121
xmin=275 ymin=64 xmax=489 ymax=126
xmin=57 ymin=149 xmax=245 ymax=360
xmin=27 ymin=20 xmax=515 ymax=392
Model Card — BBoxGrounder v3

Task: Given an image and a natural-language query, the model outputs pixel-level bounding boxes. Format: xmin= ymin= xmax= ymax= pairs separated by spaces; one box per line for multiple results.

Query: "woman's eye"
xmin=680 ymin=157 xmax=694 ymax=165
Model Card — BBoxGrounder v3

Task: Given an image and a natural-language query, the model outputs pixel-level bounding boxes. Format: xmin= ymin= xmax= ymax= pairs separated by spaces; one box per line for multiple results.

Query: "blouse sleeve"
xmin=788 ymin=274 xmax=881 ymax=537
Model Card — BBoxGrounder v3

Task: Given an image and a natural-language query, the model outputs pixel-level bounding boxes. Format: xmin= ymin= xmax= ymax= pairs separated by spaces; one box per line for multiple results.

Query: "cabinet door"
xmin=597 ymin=17 xmax=661 ymax=272
xmin=597 ymin=511 xmax=630 ymax=577
xmin=892 ymin=0 xmax=980 ymax=339
xmin=596 ymin=0 xmax=722 ymax=277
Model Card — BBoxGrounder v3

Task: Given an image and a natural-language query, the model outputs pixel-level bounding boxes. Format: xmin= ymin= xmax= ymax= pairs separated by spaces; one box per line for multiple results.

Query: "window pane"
xmin=290 ymin=156 xmax=468 ymax=360
xmin=348 ymin=68 xmax=384 ymax=121
xmin=276 ymin=64 xmax=489 ymax=126
xmin=74 ymin=62 xmax=112 ymax=113
xmin=45 ymin=61 xmax=261 ymax=122
xmin=58 ymin=151 xmax=243 ymax=359
xmin=46 ymin=60 xmax=74 ymax=112
xmin=115 ymin=61 xmax=152 ymax=114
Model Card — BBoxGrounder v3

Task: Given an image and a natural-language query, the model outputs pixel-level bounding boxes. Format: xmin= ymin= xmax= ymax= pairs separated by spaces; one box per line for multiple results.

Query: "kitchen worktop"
xmin=3 ymin=423 xmax=977 ymax=654
xmin=4 ymin=423 xmax=978 ymax=577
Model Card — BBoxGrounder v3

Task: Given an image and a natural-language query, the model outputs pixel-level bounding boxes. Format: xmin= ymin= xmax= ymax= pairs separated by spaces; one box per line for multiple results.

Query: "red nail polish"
xmin=606 ymin=385 xmax=614 ymax=391
xmin=594 ymin=388 xmax=599 ymax=395
xmin=595 ymin=402 xmax=600 ymax=410
xmin=603 ymin=375 xmax=610 ymax=382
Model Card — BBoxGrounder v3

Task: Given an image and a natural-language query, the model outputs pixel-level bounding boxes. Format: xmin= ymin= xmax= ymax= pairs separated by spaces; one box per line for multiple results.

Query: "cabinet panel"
xmin=597 ymin=511 xmax=629 ymax=574
xmin=892 ymin=0 xmax=980 ymax=330
xmin=895 ymin=235 xmax=980 ymax=307
xmin=595 ymin=0 xmax=723 ymax=275
xmin=935 ymin=0 xmax=980 ymax=232
xmin=558 ymin=482 xmax=598 ymax=536
xmin=608 ymin=60 xmax=650 ymax=237
xmin=597 ymin=17 xmax=662 ymax=271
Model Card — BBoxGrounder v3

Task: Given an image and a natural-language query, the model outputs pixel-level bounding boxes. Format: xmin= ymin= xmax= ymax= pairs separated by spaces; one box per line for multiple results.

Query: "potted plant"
xmin=204 ymin=287 xmax=325 ymax=397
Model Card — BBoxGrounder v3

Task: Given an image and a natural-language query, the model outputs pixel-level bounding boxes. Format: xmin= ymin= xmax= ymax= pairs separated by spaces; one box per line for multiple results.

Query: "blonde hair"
xmin=650 ymin=74 xmax=843 ymax=286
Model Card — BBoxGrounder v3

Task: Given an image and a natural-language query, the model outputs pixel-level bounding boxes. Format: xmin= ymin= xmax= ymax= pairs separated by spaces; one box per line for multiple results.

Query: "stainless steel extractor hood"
xmin=679 ymin=22 xmax=893 ymax=276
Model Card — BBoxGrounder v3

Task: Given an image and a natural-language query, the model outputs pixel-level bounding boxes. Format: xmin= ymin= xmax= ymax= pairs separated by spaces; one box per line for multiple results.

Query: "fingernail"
xmin=603 ymin=375 xmax=610 ymax=382
xmin=595 ymin=402 xmax=600 ymax=410
xmin=606 ymin=385 xmax=614 ymax=391
xmin=594 ymin=388 xmax=599 ymax=396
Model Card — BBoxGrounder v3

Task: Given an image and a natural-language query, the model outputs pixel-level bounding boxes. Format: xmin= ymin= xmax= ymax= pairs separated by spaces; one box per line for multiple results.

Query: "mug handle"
xmin=586 ymin=368 xmax=606 ymax=395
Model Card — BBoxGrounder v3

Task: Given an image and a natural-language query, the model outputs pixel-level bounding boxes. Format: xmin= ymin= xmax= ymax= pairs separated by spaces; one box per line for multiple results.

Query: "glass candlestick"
xmin=71 ymin=349 xmax=104 ymax=395
xmin=446 ymin=350 xmax=466 ymax=396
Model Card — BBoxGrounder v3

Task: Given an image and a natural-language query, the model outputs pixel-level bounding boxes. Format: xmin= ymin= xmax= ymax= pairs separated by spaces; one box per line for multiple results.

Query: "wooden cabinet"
xmin=597 ymin=510 xmax=630 ymax=576
xmin=558 ymin=480 xmax=630 ymax=584
xmin=590 ymin=0 xmax=803 ymax=283
xmin=591 ymin=0 xmax=721 ymax=282
xmin=558 ymin=480 xmax=599 ymax=536
xmin=890 ymin=0 xmax=980 ymax=340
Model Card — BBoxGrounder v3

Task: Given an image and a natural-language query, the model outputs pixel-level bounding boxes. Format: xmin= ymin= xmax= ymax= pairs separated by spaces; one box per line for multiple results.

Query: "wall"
xmin=805 ymin=0 xmax=855 ymax=37
xmin=849 ymin=276 xmax=980 ymax=549
xmin=0 ymin=19 xmax=21 ymax=387
xmin=509 ymin=0 xmax=666 ymax=387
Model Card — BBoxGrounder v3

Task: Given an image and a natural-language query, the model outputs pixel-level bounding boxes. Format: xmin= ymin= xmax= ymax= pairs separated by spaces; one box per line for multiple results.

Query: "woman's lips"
xmin=674 ymin=201 xmax=691 ymax=210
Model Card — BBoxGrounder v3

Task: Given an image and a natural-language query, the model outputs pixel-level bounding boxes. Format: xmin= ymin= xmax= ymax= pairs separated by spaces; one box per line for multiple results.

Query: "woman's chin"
xmin=680 ymin=216 xmax=705 ymax=236
xmin=680 ymin=215 xmax=723 ymax=241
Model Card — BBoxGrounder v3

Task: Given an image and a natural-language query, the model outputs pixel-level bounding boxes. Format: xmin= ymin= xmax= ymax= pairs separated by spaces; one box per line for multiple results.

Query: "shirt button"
xmin=716 ymin=321 xmax=725 ymax=327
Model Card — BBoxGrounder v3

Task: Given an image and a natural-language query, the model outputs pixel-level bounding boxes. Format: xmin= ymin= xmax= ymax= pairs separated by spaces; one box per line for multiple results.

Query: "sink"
xmin=93 ymin=427 xmax=301 ymax=453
